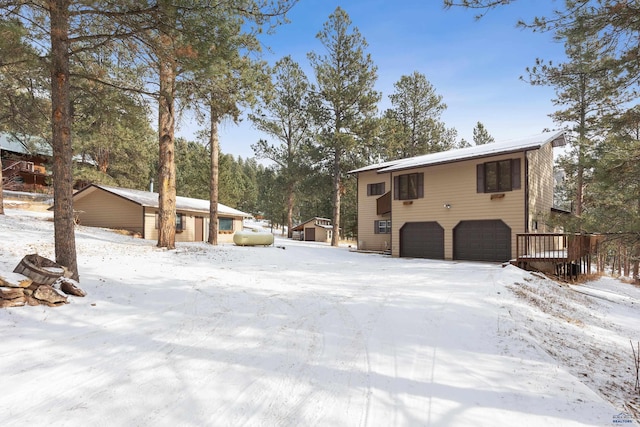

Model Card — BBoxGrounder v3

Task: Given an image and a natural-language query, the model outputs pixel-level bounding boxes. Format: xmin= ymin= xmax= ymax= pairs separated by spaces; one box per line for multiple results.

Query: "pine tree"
xmin=250 ymin=56 xmax=314 ymax=238
xmin=383 ymin=71 xmax=453 ymax=158
xmin=472 ymin=121 xmax=494 ymax=145
xmin=0 ymin=18 xmax=49 ymax=214
xmin=308 ymin=7 xmax=380 ymax=246
xmin=524 ymin=14 xmax=625 ymax=219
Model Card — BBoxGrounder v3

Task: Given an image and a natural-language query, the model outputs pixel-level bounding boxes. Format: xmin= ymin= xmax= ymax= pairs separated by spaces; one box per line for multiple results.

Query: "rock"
xmin=56 ymin=277 xmax=86 ymax=297
xmin=0 ymin=271 xmax=33 ymax=288
xmin=0 ymin=287 xmax=25 ymax=300
xmin=0 ymin=297 xmax=26 ymax=308
xmin=33 ymin=285 xmax=68 ymax=305
xmin=25 ymin=295 xmax=41 ymax=306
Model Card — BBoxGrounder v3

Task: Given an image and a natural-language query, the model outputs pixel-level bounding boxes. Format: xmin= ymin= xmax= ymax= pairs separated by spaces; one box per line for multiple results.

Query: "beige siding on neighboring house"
xmin=313 ymin=226 xmax=331 ymax=243
xmin=143 ymin=208 xmax=157 ymax=240
xmin=390 ymin=153 xmax=527 ymax=259
xmin=357 ymin=170 xmax=392 ymax=251
xmin=75 ymin=189 xmax=143 ymax=233
xmin=143 ymin=209 xmax=240 ymax=243
xmin=526 ymin=143 xmax=555 ymax=232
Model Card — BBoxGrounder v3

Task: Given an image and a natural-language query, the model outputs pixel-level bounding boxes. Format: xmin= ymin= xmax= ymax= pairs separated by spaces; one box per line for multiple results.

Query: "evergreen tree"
xmin=250 ymin=56 xmax=314 ymax=238
xmin=382 ymin=71 xmax=453 ymax=158
xmin=255 ymin=166 xmax=287 ymax=233
xmin=588 ymin=107 xmax=640 ymax=283
xmin=183 ymin=9 xmax=268 ymax=245
xmin=525 ymin=14 xmax=625 ymax=219
xmin=0 ymin=18 xmax=50 ymax=214
xmin=472 ymin=121 xmax=494 ymax=145
xmin=73 ymin=78 xmax=155 ymax=190
xmin=175 ymin=138 xmax=210 ymax=199
xmin=308 ymin=7 xmax=380 ymax=246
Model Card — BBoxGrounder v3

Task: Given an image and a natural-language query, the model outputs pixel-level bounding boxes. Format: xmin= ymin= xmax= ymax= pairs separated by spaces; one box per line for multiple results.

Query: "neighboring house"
xmin=349 ymin=131 xmax=567 ymax=262
xmin=72 ymin=184 xmax=251 ymax=243
xmin=1 ymin=133 xmax=52 ymax=193
xmin=291 ymin=217 xmax=333 ymax=242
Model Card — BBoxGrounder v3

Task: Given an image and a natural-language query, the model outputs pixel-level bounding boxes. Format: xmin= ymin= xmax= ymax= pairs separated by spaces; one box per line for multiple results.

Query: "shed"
xmin=71 ymin=184 xmax=251 ymax=243
xmin=291 ymin=217 xmax=333 ymax=242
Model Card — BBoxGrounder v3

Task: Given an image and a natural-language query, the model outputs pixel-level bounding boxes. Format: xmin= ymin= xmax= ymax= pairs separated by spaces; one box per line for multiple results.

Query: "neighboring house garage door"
xmin=453 ymin=220 xmax=511 ymax=262
xmin=400 ymin=222 xmax=444 ymax=259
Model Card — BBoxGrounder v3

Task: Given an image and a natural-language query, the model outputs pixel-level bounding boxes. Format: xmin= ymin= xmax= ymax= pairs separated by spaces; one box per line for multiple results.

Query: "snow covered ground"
xmin=0 ymin=207 xmax=638 ymax=426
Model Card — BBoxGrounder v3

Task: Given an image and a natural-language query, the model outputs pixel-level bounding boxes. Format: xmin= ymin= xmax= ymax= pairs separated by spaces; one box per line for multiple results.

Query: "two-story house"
xmin=349 ymin=131 xmax=567 ymax=262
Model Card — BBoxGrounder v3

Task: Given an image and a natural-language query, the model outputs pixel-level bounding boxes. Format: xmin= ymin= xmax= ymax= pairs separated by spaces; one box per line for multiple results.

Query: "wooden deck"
xmin=515 ymin=233 xmax=599 ymax=280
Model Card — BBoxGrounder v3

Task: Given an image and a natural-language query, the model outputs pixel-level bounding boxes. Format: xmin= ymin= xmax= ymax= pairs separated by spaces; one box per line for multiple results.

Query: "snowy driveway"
xmin=0 ymin=212 xmax=632 ymax=426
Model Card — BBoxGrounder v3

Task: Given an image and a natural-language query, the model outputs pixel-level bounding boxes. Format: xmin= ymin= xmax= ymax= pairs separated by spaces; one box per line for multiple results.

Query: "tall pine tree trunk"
xmin=286 ymin=180 xmax=294 ymax=238
xmin=50 ymin=0 xmax=78 ymax=280
xmin=157 ymin=54 xmax=176 ymax=249
xmin=0 ymin=156 xmax=4 ymax=215
xmin=575 ymin=75 xmax=587 ymax=218
xmin=208 ymin=110 xmax=219 ymax=245
xmin=331 ymin=147 xmax=341 ymax=247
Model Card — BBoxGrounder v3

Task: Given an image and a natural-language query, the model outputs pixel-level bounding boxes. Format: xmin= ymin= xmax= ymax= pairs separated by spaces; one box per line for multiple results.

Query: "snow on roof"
xmin=350 ymin=131 xmax=566 ymax=174
xmin=348 ymin=159 xmax=404 ymax=174
xmin=89 ymin=184 xmax=251 ymax=218
xmin=0 ymin=133 xmax=52 ymax=156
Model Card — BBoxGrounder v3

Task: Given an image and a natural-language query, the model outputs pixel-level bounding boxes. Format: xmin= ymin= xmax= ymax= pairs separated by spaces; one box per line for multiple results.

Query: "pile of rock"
xmin=0 ymin=254 xmax=86 ymax=308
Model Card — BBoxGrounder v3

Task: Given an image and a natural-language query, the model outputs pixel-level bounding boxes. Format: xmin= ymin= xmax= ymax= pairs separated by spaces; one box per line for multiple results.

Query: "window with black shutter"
xmin=367 ymin=182 xmax=385 ymax=196
xmin=394 ymin=172 xmax=424 ymax=200
xmin=477 ymin=159 xmax=520 ymax=193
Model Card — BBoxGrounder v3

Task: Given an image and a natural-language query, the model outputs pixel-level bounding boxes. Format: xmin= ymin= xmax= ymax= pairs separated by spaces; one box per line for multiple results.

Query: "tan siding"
xmin=527 ymin=143 xmax=555 ymax=232
xmin=356 ymin=170 xmax=392 ymax=251
xmin=389 ymin=153 xmax=527 ymax=259
xmin=144 ymin=209 xmax=158 ymax=241
xmin=75 ymin=189 xmax=143 ymax=233
xmin=144 ymin=209 xmax=242 ymax=243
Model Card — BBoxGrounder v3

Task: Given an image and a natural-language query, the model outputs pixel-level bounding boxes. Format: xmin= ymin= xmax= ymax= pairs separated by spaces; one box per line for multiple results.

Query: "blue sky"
xmin=178 ymin=0 xmax=567 ymax=160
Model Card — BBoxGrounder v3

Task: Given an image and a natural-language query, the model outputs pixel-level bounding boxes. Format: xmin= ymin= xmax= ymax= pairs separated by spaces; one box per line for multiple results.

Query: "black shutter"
xmin=512 ymin=159 xmax=521 ymax=190
xmin=476 ymin=164 xmax=485 ymax=193
xmin=393 ymin=175 xmax=399 ymax=199
xmin=367 ymin=184 xmax=371 ymax=196
xmin=418 ymin=173 xmax=424 ymax=198
xmin=374 ymin=220 xmax=378 ymax=234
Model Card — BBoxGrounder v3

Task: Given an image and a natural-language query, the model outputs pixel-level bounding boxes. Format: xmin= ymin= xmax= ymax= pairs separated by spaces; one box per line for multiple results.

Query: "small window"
xmin=155 ymin=212 xmax=186 ymax=231
xmin=394 ymin=173 xmax=424 ymax=200
xmin=175 ymin=213 xmax=185 ymax=232
xmin=374 ymin=220 xmax=391 ymax=234
xmin=367 ymin=182 xmax=385 ymax=196
xmin=219 ymin=217 xmax=233 ymax=231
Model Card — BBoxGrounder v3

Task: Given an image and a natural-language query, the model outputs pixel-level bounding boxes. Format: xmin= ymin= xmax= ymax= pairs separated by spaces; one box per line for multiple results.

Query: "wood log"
xmin=0 ymin=287 xmax=25 ymax=300
xmin=33 ymin=285 xmax=68 ymax=305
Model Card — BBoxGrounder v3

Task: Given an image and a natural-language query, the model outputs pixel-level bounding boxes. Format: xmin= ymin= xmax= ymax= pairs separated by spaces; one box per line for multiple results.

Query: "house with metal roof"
xmin=348 ymin=131 xmax=568 ymax=262
xmin=72 ymin=184 xmax=252 ymax=243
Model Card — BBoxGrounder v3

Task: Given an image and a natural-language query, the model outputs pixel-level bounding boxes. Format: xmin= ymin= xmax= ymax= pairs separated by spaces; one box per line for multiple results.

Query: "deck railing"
xmin=516 ymin=233 xmax=598 ymax=280
xmin=516 ymin=233 xmax=595 ymax=261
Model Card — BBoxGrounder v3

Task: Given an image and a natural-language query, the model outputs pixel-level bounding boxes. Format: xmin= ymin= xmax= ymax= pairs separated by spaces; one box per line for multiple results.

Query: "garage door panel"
xmin=400 ymin=222 xmax=444 ymax=259
xmin=454 ymin=220 xmax=511 ymax=262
